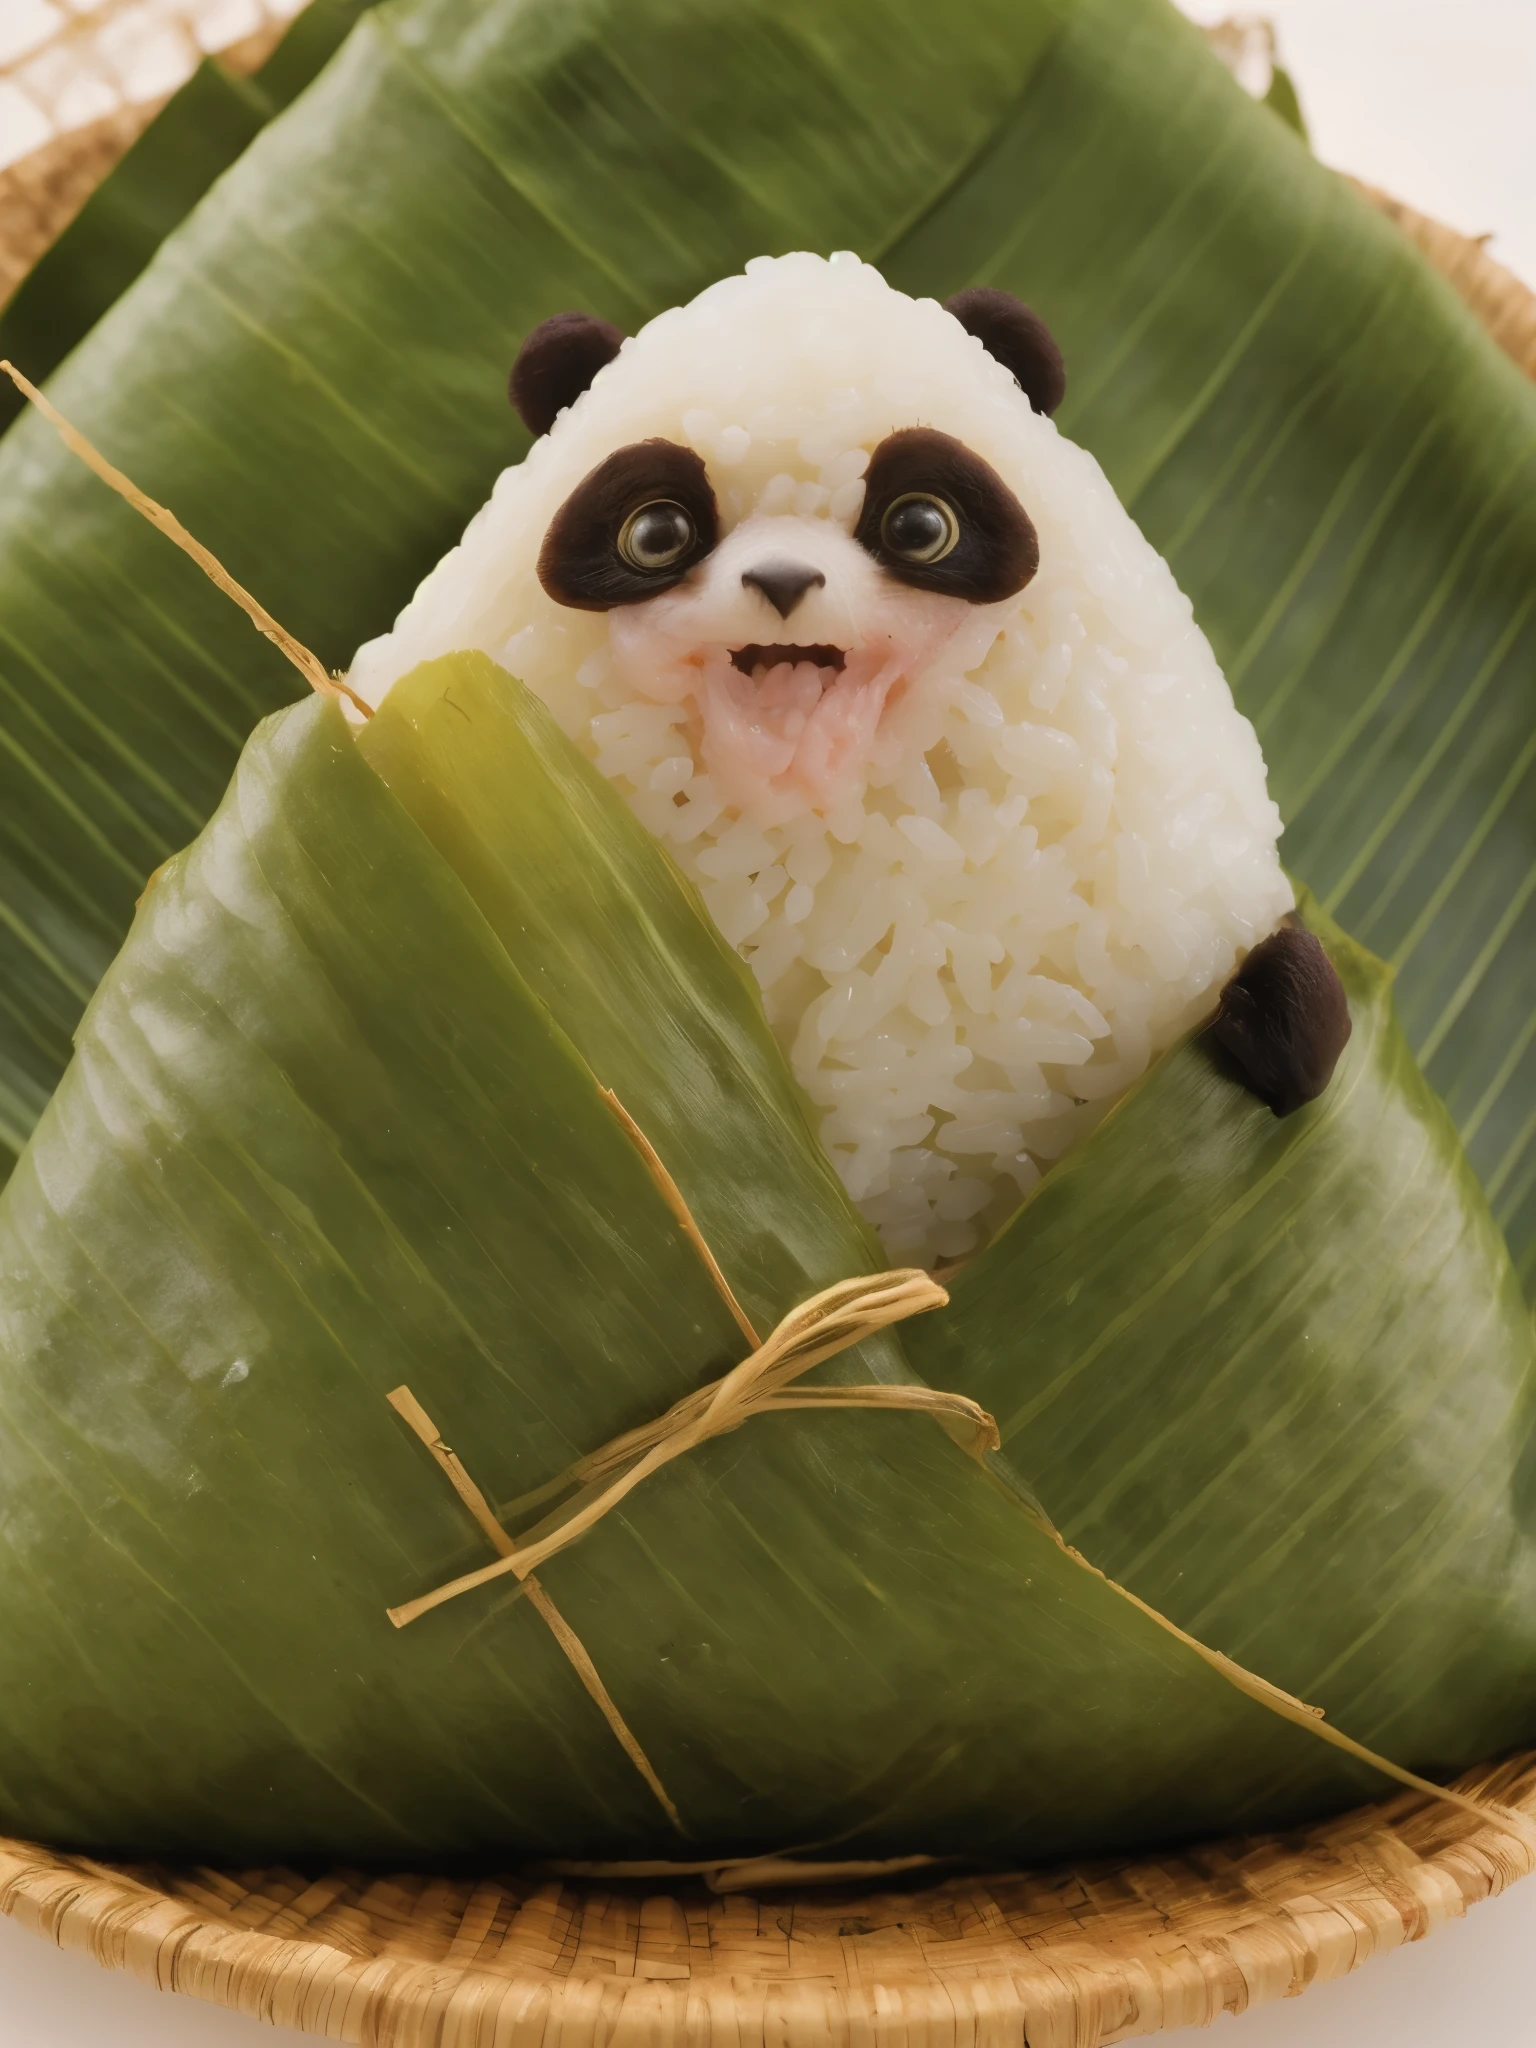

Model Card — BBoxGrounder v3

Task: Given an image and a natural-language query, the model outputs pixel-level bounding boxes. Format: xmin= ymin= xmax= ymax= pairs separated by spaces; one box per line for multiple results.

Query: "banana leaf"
xmin=0 ymin=0 xmax=380 ymax=434
xmin=0 ymin=0 xmax=1533 ymax=1308
xmin=0 ymin=653 xmax=1415 ymax=1862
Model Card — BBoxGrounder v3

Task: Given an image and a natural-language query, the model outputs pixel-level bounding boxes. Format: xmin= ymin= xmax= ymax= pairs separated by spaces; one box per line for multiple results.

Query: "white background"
xmin=3 ymin=2 xmax=1536 ymax=2043
xmin=1179 ymin=0 xmax=1536 ymax=287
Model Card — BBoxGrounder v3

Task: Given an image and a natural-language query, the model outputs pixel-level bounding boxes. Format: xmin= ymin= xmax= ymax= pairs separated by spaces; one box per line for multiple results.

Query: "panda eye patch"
xmin=619 ymin=501 xmax=695 ymax=571
xmin=856 ymin=427 xmax=1038 ymax=603
xmin=538 ymin=439 xmax=718 ymax=610
xmin=880 ymin=493 xmax=959 ymax=566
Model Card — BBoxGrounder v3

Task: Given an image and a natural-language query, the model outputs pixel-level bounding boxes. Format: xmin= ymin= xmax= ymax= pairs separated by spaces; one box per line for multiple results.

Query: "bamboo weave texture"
xmin=2 ymin=1755 xmax=1535 ymax=2046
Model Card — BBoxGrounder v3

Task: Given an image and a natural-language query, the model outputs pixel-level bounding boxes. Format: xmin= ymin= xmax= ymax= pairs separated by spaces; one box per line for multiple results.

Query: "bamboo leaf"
xmin=356 ymin=651 xmax=883 ymax=1331
xmin=0 ymin=668 xmax=1405 ymax=1860
xmin=909 ymin=894 xmax=1536 ymax=1777
xmin=1264 ymin=64 xmax=1308 ymax=140
xmin=0 ymin=0 xmax=1531 ymax=1304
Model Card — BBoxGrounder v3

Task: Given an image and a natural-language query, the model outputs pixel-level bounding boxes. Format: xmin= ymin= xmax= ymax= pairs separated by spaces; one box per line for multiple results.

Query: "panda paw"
xmin=1208 ymin=923 xmax=1352 ymax=1117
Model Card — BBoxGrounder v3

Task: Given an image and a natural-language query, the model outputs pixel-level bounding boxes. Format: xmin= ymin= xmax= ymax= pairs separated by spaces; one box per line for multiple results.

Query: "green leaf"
xmin=0 ymin=0 xmax=1532 ymax=1303
xmin=355 ymin=651 xmax=882 ymax=1330
xmin=0 ymin=661 xmax=1403 ymax=1861
xmin=908 ymin=893 xmax=1536 ymax=1774
xmin=880 ymin=0 xmax=1536 ymax=1293
xmin=0 ymin=0 xmax=381 ymax=434
xmin=1263 ymin=62 xmax=1309 ymax=141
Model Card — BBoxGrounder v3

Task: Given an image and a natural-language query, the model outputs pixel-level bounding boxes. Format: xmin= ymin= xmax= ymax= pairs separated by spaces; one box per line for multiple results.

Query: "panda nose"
xmin=741 ymin=560 xmax=826 ymax=619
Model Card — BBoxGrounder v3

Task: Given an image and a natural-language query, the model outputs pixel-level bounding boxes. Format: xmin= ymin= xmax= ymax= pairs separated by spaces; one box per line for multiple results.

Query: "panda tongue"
xmin=697 ymin=642 xmax=907 ymax=817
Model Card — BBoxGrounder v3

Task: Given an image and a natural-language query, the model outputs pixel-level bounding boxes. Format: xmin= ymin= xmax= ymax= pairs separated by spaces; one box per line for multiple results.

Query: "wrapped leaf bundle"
xmin=0 ymin=642 xmax=1528 ymax=1863
xmin=0 ymin=0 xmax=1533 ymax=1868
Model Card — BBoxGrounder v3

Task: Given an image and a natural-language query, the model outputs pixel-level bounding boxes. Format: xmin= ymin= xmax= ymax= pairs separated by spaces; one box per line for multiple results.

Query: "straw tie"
xmin=386 ymin=1266 xmax=989 ymax=1633
xmin=382 ymin=1274 xmax=997 ymax=1828
xmin=380 ymin=1087 xmax=997 ymax=1829
xmin=382 ymin=1089 xmax=1536 ymax=1845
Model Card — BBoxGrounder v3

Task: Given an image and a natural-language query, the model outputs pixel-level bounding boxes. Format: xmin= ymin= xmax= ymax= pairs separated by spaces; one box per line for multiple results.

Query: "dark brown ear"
xmin=509 ymin=312 xmax=625 ymax=436
xmin=944 ymin=288 xmax=1065 ymax=416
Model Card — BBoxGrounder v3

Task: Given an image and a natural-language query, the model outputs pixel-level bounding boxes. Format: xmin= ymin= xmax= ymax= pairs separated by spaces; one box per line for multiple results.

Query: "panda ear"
xmin=509 ymin=311 xmax=626 ymax=436
xmin=944 ymin=288 xmax=1065 ymax=417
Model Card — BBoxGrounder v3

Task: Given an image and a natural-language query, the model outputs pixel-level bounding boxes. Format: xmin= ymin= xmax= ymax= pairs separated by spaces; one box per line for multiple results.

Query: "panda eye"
xmin=618 ymin=500 xmax=695 ymax=571
xmin=540 ymin=442 xmax=718 ymax=611
xmin=854 ymin=429 xmax=1037 ymax=603
xmin=880 ymin=492 xmax=959 ymax=565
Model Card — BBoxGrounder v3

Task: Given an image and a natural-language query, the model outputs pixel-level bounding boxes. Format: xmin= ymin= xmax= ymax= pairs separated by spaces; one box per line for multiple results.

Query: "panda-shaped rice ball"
xmin=350 ymin=253 xmax=1347 ymax=1267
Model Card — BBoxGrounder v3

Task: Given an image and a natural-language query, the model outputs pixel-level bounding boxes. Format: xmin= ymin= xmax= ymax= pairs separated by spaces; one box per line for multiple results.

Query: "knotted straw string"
xmin=388 ymin=1089 xmax=1535 ymax=1843
xmin=383 ymin=1266 xmax=972 ymax=1831
xmin=0 ymin=362 xmax=373 ymax=719
xmin=383 ymin=1087 xmax=990 ymax=1827
xmin=388 ymin=1265 xmax=985 ymax=1633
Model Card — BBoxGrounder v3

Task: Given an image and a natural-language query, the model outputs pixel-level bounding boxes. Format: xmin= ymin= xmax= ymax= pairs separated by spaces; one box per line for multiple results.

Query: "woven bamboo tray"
xmin=1 ymin=1758 xmax=1534 ymax=2045
xmin=4 ymin=28 xmax=1536 ymax=2045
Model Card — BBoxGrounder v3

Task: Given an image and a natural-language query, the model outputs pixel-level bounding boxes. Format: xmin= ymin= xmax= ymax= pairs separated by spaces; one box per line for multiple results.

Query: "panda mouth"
xmin=730 ymin=642 xmax=846 ymax=679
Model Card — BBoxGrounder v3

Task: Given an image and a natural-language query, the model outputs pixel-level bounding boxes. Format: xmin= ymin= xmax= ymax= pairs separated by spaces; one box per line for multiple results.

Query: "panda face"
xmin=348 ymin=262 xmax=1296 ymax=1266
xmin=537 ymin=427 xmax=1038 ymax=821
